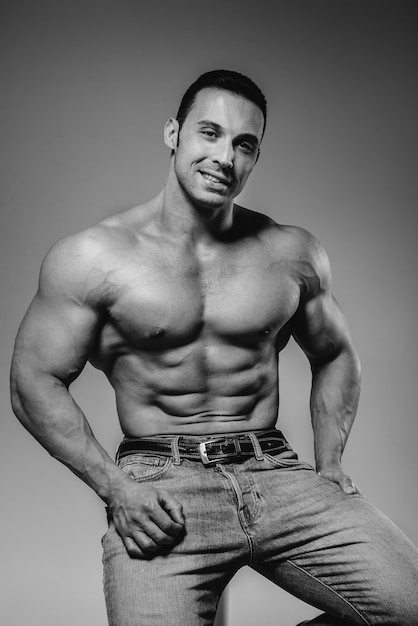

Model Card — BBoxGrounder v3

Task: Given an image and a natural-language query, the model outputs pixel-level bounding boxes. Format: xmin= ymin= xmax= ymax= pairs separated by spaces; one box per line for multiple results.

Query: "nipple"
xmin=149 ymin=327 xmax=166 ymax=339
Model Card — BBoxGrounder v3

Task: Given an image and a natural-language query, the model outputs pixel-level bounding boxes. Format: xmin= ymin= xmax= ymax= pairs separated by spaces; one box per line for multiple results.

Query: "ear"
xmin=164 ymin=118 xmax=180 ymax=150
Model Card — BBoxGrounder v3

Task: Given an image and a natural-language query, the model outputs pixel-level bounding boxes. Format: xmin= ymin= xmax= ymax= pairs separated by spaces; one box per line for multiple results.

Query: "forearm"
xmin=310 ymin=346 xmax=361 ymax=472
xmin=11 ymin=368 xmax=127 ymax=503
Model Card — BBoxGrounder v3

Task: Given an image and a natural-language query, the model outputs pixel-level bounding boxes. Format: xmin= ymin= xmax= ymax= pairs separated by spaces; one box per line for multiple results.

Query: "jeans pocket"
xmin=118 ymin=453 xmax=172 ymax=482
xmin=263 ymin=453 xmax=315 ymax=471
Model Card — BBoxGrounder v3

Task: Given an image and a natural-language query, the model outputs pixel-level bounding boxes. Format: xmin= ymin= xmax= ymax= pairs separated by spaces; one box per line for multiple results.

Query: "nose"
xmin=212 ymin=140 xmax=234 ymax=169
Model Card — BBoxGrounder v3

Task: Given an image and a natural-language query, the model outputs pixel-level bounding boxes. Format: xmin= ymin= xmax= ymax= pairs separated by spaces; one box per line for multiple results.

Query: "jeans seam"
xmin=263 ymin=453 xmax=314 ymax=470
xmin=216 ymin=465 xmax=257 ymax=563
xmin=286 ymin=559 xmax=371 ymax=626
xmin=120 ymin=457 xmax=172 ymax=482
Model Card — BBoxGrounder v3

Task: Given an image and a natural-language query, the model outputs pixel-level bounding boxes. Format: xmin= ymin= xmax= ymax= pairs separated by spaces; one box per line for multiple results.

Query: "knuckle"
xmin=123 ymin=538 xmax=143 ymax=558
xmin=160 ymin=519 xmax=178 ymax=534
xmin=140 ymin=542 xmax=157 ymax=554
xmin=135 ymin=533 xmax=157 ymax=552
xmin=141 ymin=499 xmax=155 ymax=514
xmin=158 ymin=534 xmax=176 ymax=546
xmin=127 ymin=545 xmax=142 ymax=557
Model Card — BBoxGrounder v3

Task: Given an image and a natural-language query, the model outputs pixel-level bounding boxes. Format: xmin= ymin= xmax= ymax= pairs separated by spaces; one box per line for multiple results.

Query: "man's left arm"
xmin=292 ymin=238 xmax=361 ymax=494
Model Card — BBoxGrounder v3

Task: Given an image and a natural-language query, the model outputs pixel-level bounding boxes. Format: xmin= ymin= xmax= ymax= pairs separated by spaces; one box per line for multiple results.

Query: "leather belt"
xmin=116 ymin=429 xmax=291 ymax=466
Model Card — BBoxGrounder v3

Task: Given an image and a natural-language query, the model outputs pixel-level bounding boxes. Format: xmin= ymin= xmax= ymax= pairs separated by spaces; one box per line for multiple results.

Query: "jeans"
xmin=102 ymin=433 xmax=418 ymax=625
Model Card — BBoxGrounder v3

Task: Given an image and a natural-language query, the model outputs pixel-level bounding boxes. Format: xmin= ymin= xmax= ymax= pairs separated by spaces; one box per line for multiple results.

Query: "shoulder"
xmin=240 ymin=207 xmax=329 ymax=263
xmin=39 ymin=200 xmax=159 ymax=300
xmin=279 ymin=225 xmax=332 ymax=295
xmin=276 ymin=224 xmax=329 ymax=268
xmin=241 ymin=209 xmax=332 ymax=294
xmin=41 ymin=204 xmax=143 ymax=273
xmin=38 ymin=215 xmax=131 ymax=303
xmin=41 ymin=227 xmax=108 ymax=282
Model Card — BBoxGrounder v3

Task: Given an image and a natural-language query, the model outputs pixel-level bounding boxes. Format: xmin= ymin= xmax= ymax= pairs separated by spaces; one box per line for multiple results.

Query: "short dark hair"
xmin=176 ymin=69 xmax=267 ymax=136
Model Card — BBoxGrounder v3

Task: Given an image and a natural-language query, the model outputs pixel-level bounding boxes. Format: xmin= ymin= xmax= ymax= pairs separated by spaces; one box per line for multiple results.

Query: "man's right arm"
xmin=10 ymin=233 xmax=184 ymax=557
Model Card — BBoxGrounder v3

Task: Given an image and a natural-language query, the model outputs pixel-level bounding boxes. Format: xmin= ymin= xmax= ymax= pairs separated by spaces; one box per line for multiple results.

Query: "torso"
xmin=85 ymin=202 xmax=317 ymax=437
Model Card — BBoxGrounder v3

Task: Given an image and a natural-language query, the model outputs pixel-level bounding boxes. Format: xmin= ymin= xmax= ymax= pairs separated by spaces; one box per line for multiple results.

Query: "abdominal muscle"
xmin=105 ymin=340 xmax=280 ymax=437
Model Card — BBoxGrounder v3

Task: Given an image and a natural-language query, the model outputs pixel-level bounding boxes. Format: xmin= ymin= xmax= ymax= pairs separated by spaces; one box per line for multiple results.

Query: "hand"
xmin=317 ymin=466 xmax=363 ymax=496
xmin=108 ymin=477 xmax=185 ymax=558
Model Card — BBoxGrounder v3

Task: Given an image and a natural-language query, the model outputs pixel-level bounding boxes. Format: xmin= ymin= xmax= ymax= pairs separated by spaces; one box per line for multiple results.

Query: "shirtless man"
xmin=10 ymin=70 xmax=418 ymax=625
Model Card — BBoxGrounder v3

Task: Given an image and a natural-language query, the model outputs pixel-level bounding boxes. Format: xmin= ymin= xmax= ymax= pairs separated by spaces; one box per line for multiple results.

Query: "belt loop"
xmin=248 ymin=433 xmax=264 ymax=460
xmin=171 ymin=436 xmax=181 ymax=465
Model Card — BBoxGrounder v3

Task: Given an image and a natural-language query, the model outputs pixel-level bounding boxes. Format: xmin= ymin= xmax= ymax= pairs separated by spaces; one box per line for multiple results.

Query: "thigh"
xmin=254 ymin=465 xmax=418 ymax=625
xmin=102 ymin=454 xmax=244 ymax=626
xmin=103 ymin=521 xmax=222 ymax=626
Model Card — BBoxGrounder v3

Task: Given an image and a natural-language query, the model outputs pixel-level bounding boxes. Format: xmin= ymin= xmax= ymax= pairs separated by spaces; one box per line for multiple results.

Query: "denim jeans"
xmin=102 ymin=433 xmax=418 ymax=625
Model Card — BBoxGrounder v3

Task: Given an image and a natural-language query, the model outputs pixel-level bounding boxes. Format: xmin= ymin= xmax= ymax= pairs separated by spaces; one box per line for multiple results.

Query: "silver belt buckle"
xmin=199 ymin=437 xmax=241 ymax=466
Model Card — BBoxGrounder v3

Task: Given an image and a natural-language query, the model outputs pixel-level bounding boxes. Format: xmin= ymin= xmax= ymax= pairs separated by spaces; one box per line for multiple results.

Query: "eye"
xmin=239 ymin=141 xmax=256 ymax=154
xmin=201 ymin=129 xmax=218 ymax=139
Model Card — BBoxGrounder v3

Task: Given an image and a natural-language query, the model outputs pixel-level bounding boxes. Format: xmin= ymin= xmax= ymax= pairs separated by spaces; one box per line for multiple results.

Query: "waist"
xmin=116 ymin=429 xmax=294 ymax=466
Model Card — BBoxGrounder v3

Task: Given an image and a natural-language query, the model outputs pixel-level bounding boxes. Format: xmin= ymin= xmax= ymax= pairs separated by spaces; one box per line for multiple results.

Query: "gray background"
xmin=1 ymin=1 xmax=417 ymax=624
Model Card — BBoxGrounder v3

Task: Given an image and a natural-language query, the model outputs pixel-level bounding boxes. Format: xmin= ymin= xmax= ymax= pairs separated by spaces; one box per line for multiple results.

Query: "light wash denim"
xmin=102 ymin=433 xmax=418 ymax=625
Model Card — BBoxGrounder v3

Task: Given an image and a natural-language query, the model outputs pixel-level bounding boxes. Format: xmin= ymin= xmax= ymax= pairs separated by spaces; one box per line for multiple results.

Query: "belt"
xmin=116 ymin=429 xmax=291 ymax=466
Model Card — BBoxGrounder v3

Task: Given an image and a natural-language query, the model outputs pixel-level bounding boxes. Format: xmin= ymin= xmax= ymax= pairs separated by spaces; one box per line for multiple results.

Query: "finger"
xmin=351 ymin=482 xmax=365 ymax=498
xmin=340 ymin=472 xmax=365 ymax=497
xmin=123 ymin=523 xmax=180 ymax=558
xmin=318 ymin=470 xmax=356 ymax=494
xmin=122 ymin=536 xmax=150 ymax=559
xmin=340 ymin=476 xmax=356 ymax=494
xmin=124 ymin=529 xmax=168 ymax=557
xmin=139 ymin=500 xmax=184 ymax=538
xmin=132 ymin=518 xmax=180 ymax=547
xmin=158 ymin=490 xmax=185 ymax=526
xmin=130 ymin=529 xmax=161 ymax=553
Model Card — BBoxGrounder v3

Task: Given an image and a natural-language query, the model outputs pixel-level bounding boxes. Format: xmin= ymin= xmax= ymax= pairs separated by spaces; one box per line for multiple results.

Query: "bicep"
xmin=13 ymin=289 xmax=100 ymax=386
xmin=292 ymin=291 xmax=353 ymax=364
xmin=283 ymin=227 xmax=355 ymax=365
xmin=12 ymin=233 xmax=109 ymax=385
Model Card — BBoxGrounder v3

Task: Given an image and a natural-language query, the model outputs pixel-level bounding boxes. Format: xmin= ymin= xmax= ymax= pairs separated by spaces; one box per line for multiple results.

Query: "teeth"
xmin=203 ymin=173 xmax=225 ymax=184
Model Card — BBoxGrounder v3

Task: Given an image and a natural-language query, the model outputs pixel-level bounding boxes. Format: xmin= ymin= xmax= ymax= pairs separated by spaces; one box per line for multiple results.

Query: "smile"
xmin=201 ymin=172 xmax=231 ymax=186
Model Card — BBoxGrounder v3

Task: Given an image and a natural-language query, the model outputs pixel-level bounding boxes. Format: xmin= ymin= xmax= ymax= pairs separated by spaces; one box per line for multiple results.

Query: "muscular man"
xmin=11 ymin=70 xmax=418 ymax=625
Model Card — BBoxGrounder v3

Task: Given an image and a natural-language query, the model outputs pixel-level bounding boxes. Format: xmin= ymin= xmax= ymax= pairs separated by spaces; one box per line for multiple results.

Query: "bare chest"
xmin=93 ymin=243 xmax=301 ymax=355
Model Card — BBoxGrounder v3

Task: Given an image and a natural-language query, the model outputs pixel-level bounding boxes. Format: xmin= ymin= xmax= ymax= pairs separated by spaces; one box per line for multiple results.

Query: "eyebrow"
xmin=197 ymin=120 xmax=260 ymax=147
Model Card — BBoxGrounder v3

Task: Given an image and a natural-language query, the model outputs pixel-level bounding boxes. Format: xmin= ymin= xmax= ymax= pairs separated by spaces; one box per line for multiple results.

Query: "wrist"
xmin=92 ymin=462 xmax=131 ymax=505
xmin=315 ymin=455 xmax=342 ymax=474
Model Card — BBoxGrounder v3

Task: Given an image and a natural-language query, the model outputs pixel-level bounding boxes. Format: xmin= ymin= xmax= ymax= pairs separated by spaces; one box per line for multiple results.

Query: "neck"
xmin=161 ymin=166 xmax=235 ymax=243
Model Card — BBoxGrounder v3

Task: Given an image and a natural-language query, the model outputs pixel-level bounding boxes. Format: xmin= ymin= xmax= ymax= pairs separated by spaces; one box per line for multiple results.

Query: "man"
xmin=10 ymin=70 xmax=418 ymax=625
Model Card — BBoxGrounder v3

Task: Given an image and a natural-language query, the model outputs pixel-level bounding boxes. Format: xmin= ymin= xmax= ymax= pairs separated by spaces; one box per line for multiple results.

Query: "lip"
xmin=200 ymin=171 xmax=232 ymax=187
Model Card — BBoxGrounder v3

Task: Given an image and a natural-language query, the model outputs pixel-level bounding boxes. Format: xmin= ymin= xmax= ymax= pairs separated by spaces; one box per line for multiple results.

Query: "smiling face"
xmin=165 ymin=88 xmax=265 ymax=212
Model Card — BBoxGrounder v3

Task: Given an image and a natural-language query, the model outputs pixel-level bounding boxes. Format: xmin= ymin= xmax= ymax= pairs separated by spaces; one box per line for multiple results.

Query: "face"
xmin=165 ymin=88 xmax=264 ymax=211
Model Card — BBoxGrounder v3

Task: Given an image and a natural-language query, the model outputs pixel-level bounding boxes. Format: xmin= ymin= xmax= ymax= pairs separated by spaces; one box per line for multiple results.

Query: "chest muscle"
xmin=93 ymin=248 xmax=300 ymax=358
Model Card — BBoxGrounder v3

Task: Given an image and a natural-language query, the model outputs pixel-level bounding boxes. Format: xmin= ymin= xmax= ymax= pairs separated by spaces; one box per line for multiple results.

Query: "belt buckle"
xmin=199 ymin=437 xmax=241 ymax=466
